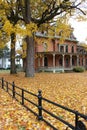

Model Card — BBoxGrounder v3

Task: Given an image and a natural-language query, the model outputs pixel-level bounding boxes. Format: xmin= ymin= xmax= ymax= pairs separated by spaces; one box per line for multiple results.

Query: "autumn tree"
xmin=4 ymin=0 xmax=24 ymax=74
xmin=0 ymin=0 xmax=87 ymax=77
xmin=22 ymin=0 xmax=86 ymax=77
xmin=0 ymin=0 xmax=26 ymax=74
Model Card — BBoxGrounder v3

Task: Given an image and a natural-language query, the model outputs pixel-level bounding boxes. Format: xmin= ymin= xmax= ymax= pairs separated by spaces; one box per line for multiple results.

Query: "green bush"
xmin=73 ymin=66 xmax=85 ymax=72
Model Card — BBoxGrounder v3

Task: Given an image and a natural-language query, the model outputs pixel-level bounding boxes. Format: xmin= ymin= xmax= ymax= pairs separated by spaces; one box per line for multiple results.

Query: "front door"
xmin=44 ymin=57 xmax=48 ymax=67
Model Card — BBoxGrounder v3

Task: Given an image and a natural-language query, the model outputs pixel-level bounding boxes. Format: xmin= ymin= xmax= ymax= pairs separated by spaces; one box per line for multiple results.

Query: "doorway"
xmin=44 ymin=57 xmax=48 ymax=67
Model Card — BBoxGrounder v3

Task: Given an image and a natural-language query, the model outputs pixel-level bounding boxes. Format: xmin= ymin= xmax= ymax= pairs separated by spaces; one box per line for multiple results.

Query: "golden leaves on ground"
xmin=0 ymin=72 xmax=87 ymax=129
xmin=0 ymin=89 xmax=50 ymax=130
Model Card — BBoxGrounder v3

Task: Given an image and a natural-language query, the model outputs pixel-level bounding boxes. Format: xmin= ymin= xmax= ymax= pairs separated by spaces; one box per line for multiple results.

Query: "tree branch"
xmin=76 ymin=7 xmax=86 ymax=15
xmin=31 ymin=1 xmax=86 ymax=27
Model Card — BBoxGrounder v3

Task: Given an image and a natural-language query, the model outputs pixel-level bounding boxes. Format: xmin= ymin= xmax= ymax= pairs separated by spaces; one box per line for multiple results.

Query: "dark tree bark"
xmin=25 ymin=36 xmax=35 ymax=77
xmin=24 ymin=0 xmax=35 ymax=77
xmin=10 ymin=33 xmax=16 ymax=74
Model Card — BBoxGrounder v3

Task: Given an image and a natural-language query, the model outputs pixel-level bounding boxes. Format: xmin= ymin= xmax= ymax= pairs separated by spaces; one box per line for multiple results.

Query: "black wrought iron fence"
xmin=0 ymin=77 xmax=87 ymax=130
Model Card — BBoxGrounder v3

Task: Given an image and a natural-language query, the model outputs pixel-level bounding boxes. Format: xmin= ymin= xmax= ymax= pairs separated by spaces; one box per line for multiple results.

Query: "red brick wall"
xmin=36 ymin=39 xmax=53 ymax=52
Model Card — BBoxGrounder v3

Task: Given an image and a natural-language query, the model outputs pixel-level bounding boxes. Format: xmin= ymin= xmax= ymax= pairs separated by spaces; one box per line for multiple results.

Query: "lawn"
xmin=0 ymin=72 xmax=87 ymax=129
xmin=0 ymin=69 xmax=10 ymax=73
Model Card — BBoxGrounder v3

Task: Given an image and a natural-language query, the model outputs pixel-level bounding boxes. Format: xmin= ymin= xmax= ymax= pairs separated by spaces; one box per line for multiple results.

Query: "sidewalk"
xmin=0 ymin=88 xmax=50 ymax=130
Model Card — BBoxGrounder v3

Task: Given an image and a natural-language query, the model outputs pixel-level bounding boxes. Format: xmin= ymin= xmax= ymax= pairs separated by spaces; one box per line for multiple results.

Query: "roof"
xmin=35 ymin=32 xmax=78 ymax=43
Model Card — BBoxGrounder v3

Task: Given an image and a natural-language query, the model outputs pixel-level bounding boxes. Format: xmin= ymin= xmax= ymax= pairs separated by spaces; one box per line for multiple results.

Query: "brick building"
xmin=35 ymin=32 xmax=87 ymax=72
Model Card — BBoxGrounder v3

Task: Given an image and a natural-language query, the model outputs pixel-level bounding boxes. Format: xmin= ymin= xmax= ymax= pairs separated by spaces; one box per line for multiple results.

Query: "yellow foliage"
xmin=0 ymin=42 xmax=5 ymax=49
xmin=15 ymin=24 xmax=27 ymax=36
xmin=22 ymin=41 xmax=27 ymax=50
xmin=77 ymin=15 xmax=87 ymax=22
xmin=0 ymin=31 xmax=2 ymax=37
xmin=0 ymin=0 xmax=2 ymax=4
xmin=47 ymin=19 xmax=72 ymax=44
xmin=35 ymin=38 xmax=43 ymax=45
xmin=15 ymin=22 xmax=37 ymax=37
xmin=57 ymin=0 xmax=62 ymax=5
xmin=26 ymin=22 xmax=37 ymax=36
xmin=3 ymin=20 xmax=14 ymax=36
xmin=55 ymin=21 xmax=72 ymax=44
xmin=16 ymin=49 xmax=23 ymax=55
xmin=0 ymin=9 xmax=5 ymax=16
xmin=22 ymin=53 xmax=26 ymax=58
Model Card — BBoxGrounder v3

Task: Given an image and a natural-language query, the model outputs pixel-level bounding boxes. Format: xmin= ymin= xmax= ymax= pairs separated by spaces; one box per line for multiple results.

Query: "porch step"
xmin=38 ymin=68 xmax=64 ymax=73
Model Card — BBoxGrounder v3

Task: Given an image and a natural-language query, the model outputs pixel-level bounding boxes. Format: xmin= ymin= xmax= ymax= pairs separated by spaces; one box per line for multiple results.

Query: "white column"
xmin=42 ymin=55 xmax=44 ymax=67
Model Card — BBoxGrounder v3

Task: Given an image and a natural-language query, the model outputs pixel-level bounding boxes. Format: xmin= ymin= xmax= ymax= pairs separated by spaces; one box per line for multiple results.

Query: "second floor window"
xmin=43 ymin=43 xmax=48 ymax=51
xmin=72 ymin=46 xmax=74 ymax=53
xmin=66 ymin=45 xmax=68 ymax=53
xmin=60 ymin=46 xmax=64 ymax=53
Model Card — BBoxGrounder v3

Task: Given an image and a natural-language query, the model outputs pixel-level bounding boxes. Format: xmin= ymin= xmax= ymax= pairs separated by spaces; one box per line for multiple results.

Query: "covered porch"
xmin=36 ymin=52 xmax=85 ymax=73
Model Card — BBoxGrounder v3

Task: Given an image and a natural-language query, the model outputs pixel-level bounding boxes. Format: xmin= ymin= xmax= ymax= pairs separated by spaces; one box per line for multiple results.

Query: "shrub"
xmin=73 ymin=66 xmax=85 ymax=72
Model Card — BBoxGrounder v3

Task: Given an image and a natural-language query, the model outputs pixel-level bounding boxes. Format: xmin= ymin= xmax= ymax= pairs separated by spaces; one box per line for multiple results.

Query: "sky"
xmin=69 ymin=18 xmax=87 ymax=44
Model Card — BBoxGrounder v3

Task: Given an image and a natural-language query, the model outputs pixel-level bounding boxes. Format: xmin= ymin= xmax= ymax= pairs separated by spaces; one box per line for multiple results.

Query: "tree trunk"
xmin=10 ymin=33 xmax=16 ymax=74
xmin=24 ymin=0 xmax=35 ymax=77
xmin=25 ymin=36 xmax=35 ymax=77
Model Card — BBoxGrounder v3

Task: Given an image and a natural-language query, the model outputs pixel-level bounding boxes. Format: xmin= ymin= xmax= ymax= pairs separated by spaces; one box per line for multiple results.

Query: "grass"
xmin=0 ymin=69 xmax=10 ymax=73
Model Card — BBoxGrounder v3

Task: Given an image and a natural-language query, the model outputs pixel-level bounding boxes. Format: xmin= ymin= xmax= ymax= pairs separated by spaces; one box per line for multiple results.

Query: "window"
xmin=72 ymin=46 xmax=74 ymax=53
xmin=66 ymin=58 xmax=69 ymax=67
xmin=43 ymin=43 xmax=48 ymax=51
xmin=59 ymin=58 xmax=62 ymax=66
xmin=66 ymin=45 xmax=68 ymax=53
xmin=60 ymin=46 xmax=64 ymax=52
xmin=72 ymin=58 xmax=74 ymax=66
xmin=44 ymin=57 xmax=48 ymax=67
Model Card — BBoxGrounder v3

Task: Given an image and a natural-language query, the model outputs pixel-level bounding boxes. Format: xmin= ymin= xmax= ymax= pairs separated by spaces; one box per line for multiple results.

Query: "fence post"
xmin=6 ymin=82 xmax=8 ymax=92
xmin=75 ymin=111 xmax=79 ymax=130
xmin=22 ymin=89 xmax=24 ymax=105
xmin=2 ymin=77 xmax=4 ymax=89
xmin=75 ymin=111 xmax=86 ymax=130
xmin=38 ymin=90 xmax=43 ymax=120
xmin=12 ymin=82 xmax=15 ymax=98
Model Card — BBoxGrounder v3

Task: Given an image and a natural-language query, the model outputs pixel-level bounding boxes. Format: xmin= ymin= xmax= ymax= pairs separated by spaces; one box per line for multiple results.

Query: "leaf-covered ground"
xmin=0 ymin=72 xmax=87 ymax=129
